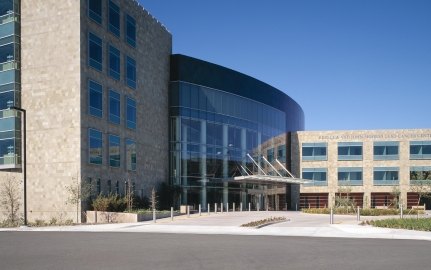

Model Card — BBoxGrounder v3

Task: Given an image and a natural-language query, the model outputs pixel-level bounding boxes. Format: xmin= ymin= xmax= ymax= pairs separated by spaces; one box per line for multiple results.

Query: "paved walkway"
xmin=2 ymin=211 xmax=431 ymax=241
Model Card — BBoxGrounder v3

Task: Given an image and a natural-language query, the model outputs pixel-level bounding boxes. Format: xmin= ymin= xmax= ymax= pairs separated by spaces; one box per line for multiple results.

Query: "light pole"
xmin=10 ymin=106 xmax=27 ymax=226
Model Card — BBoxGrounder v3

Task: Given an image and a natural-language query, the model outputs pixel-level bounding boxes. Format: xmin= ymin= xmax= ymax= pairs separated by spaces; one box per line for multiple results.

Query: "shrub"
xmin=92 ymin=194 xmax=126 ymax=212
xmin=370 ymin=218 xmax=431 ymax=231
xmin=241 ymin=217 xmax=287 ymax=227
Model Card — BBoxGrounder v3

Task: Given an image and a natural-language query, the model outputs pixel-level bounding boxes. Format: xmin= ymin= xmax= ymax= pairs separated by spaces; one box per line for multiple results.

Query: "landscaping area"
xmin=364 ymin=218 xmax=431 ymax=231
xmin=302 ymin=208 xmax=422 ymax=216
xmin=240 ymin=216 xmax=287 ymax=228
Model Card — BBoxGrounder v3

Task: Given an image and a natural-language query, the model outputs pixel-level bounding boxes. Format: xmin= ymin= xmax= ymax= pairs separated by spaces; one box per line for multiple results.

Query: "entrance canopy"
xmin=232 ymin=175 xmax=310 ymax=185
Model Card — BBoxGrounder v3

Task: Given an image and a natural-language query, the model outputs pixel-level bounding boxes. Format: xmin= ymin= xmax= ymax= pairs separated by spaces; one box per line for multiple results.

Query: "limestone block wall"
xmin=20 ymin=0 xmax=82 ymax=222
xmin=292 ymin=129 xmax=431 ymax=208
xmin=79 ymin=0 xmax=172 ymax=202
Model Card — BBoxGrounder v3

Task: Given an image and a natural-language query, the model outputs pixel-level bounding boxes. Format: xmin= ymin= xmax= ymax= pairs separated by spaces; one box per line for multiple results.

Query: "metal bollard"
xmin=214 ymin=203 xmax=217 ymax=214
xmin=296 ymin=203 xmax=298 ymax=211
xmin=240 ymin=202 xmax=243 ymax=212
xmin=171 ymin=207 xmax=174 ymax=221
xmin=221 ymin=203 xmax=223 ymax=213
xmin=248 ymin=202 xmax=251 ymax=212
xmin=187 ymin=205 xmax=190 ymax=218
xmin=199 ymin=204 xmax=201 ymax=216
xmin=330 ymin=208 xmax=334 ymax=224
xmin=208 ymin=203 xmax=210 ymax=215
xmin=233 ymin=203 xmax=235 ymax=212
xmin=357 ymin=206 xmax=360 ymax=221
xmin=257 ymin=203 xmax=260 ymax=212
xmin=266 ymin=203 xmax=269 ymax=212
xmin=153 ymin=208 xmax=156 ymax=223
xmin=400 ymin=204 xmax=403 ymax=219
xmin=226 ymin=203 xmax=229 ymax=213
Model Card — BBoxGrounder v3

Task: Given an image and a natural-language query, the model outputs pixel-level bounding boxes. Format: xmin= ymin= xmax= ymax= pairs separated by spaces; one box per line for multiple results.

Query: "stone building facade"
xmin=0 ymin=0 xmax=171 ymax=222
xmin=292 ymin=129 xmax=431 ymax=209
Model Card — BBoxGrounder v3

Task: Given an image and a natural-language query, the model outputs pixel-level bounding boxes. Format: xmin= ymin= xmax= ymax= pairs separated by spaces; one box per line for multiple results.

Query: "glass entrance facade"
xmin=169 ymin=55 xmax=304 ymax=209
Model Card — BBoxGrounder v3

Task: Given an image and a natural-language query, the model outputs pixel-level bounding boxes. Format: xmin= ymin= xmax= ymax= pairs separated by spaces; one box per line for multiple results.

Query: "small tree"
xmin=124 ymin=178 xmax=133 ymax=211
xmin=390 ymin=187 xmax=401 ymax=208
xmin=151 ymin=187 xmax=158 ymax=211
xmin=410 ymin=180 xmax=431 ymax=206
xmin=335 ymin=187 xmax=355 ymax=213
xmin=0 ymin=175 xmax=21 ymax=226
xmin=65 ymin=174 xmax=92 ymax=223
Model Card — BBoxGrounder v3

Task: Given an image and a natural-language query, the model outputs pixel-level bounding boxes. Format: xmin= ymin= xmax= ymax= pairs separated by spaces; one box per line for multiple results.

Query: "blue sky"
xmin=139 ymin=0 xmax=431 ymax=131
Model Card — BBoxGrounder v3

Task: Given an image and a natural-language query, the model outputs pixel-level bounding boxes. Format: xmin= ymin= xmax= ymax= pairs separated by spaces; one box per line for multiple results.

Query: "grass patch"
xmin=302 ymin=208 xmax=422 ymax=216
xmin=240 ymin=217 xmax=287 ymax=228
xmin=367 ymin=218 xmax=431 ymax=231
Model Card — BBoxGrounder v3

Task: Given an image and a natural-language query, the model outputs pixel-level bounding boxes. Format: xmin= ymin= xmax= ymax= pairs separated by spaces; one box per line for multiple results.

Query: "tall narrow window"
xmin=126 ymin=97 xmax=136 ymax=129
xmin=88 ymin=80 xmax=102 ymax=118
xmin=125 ymin=14 xmax=136 ymax=47
xmin=126 ymin=139 xmax=136 ymax=171
xmin=108 ymin=45 xmax=120 ymax=80
xmin=126 ymin=56 xmax=136 ymax=89
xmin=89 ymin=33 xmax=102 ymax=71
xmin=109 ymin=90 xmax=120 ymax=124
xmin=89 ymin=129 xmax=102 ymax=165
xmin=107 ymin=180 xmax=112 ymax=193
xmin=108 ymin=0 xmax=120 ymax=37
xmin=109 ymin=134 xmax=120 ymax=167
xmin=96 ymin=179 xmax=101 ymax=194
xmin=88 ymin=0 xmax=102 ymax=24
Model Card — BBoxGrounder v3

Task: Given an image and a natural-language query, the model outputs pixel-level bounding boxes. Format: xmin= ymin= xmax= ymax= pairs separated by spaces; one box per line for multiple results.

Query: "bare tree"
xmin=0 ymin=175 xmax=22 ymax=226
xmin=151 ymin=187 xmax=158 ymax=211
xmin=65 ymin=173 xmax=92 ymax=223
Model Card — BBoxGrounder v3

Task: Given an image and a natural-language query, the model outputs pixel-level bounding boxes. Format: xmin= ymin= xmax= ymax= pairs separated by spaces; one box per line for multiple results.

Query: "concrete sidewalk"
xmin=2 ymin=211 xmax=431 ymax=241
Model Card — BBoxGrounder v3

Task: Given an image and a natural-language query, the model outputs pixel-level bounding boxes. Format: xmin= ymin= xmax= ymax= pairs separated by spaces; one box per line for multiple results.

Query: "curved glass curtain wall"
xmin=170 ymin=81 xmax=287 ymax=207
xmin=0 ymin=0 xmax=21 ymax=169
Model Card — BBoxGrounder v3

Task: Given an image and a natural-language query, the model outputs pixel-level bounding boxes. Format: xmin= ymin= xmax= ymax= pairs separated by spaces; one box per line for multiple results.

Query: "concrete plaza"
xmin=2 ymin=211 xmax=431 ymax=241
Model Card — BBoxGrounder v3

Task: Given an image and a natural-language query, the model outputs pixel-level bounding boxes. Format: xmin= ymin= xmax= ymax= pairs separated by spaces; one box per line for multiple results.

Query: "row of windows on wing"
xmin=88 ymin=0 xmax=137 ymax=47
xmin=301 ymin=141 xmax=431 ymax=160
xmin=88 ymin=79 xmax=137 ymax=129
xmin=301 ymin=166 xmax=431 ymax=186
xmin=89 ymin=32 xmax=137 ymax=89
xmin=88 ymin=128 xmax=137 ymax=171
xmin=88 ymin=178 xmax=138 ymax=197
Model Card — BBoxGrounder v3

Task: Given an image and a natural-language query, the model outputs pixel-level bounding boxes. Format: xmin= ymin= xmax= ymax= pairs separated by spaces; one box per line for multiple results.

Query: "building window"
xmin=374 ymin=142 xmax=399 ymax=160
xmin=109 ymin=89 xmax=120 ymax=124
xmin=338 ymin=142 xmax=362 ymax=160
xmin=302 ymin=143 xmax=327 ymax=161
xmin=88 ymin=80 xmax=103 ymax=118
xmin=88 ymin=0 xmax=102 ymax=24
xmin=126 ymin=56 xmax=136 ymax=89
xmin=109 ymin=134 xmax=120 ymax=167
xmin=108 ymin=0 xmax=120 ymax=37
xmin=108 ymin=45 xmax=120 ymax=80
xmin=96 ymin=178 xmax=101 ymax=194
xmin=126 ymin=139 xmax=136 ymax=171
xmin=115 ymin=180 xmax=119 ymax=194
xmin=410 ymin=166 xmax=431 ymax=185
xmin=277 ymin=145 xmax=286 ymax=163
xmin=338 ymin=167 xmax=363 ymax=186
xmin=302 ymin=168 xmax=327 ymax=186
xmin=89 ymin=32 xmax=102 ymax=71
xmin=125 ymin=14 xmax=136 ymax=47
xmin=107 ymin=180 xmax=112 ymax=193
xmin=374 ymin=167 xmax=399 ymax=185
xmin=126 ymin=97 xmax=136 ymax=129
xmin=267 ymin=148 xmax=274 ymax=163
xmin=89 ymin=129 xmax=102 ymax=165
xmin=410 ymin=141 xmax=431 ymax=160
